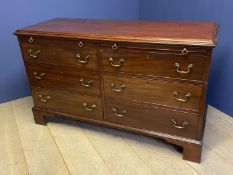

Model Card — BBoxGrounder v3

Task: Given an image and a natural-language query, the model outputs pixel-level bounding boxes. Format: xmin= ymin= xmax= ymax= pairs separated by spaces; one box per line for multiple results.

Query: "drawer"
xmin=105 ymin=99 xmax=199 ymax=139
xmin=100 ymin=46 xmax=208 ymax=82
xmin=19 ymin=36 xmax=98 ymax=70
xmin=27 ymin=64 xmax=101 ymax=96
xmin=32 ymin=87 xmax=103 ymax=120
xmin=103 ymin=74 xmax=203 ymax=112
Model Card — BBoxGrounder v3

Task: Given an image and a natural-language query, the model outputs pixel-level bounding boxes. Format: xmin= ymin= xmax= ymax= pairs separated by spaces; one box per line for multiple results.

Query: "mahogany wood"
xmin=20 ymin=36 xmax=98 ymax=70
xmin=27 ymin=63 xmax=101 ymax=97
xmin=105 ymin=99 xmax=199 ymax=139
xmin=32 ymin=107 xmax=48 ymax=125
xmin=166 ymin=138 xmax=202 ymax=163
xmin=103 ymin=73 xmax=203 ymax=112
xmin=15 ymin=18 xmax=217 ymax=46
xmin=32 ymin=87 xmax=103 ymax=121
xmin=100 ymin=47 xmax=208 ymax=82
xmin=15 ymin=18 xmax=218 ymax=163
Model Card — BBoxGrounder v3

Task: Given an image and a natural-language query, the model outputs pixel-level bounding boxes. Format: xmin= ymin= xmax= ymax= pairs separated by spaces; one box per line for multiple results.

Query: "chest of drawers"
xmin=14 ymin=18 xmax=218 ymax=163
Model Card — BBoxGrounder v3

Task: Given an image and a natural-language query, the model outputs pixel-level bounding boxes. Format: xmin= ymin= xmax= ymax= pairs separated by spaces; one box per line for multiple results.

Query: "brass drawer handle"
xmin=78 ymin=41 xmax=84 ymax=48
xmin=112 ymin=43 xmax=118 ymax=51
xmin=83 ymin=102 xmax=96 ymax=111
xmin=28 ymin=49 xmax=40 ymax=58
xmin=38 ymin=95 xmax=51 ymax=103
xmin=172 ymin=91 xmax=191 ymax=102
xmin=181 ymin=48 xmax=189 ymax=55
xmin=109 ymin=57 xmax=124 ymax=67
xmin=112 ymin=108 xmax=126 ymax=117
xmin=80 ymin=78 xmax=93 ymax=88
xmin=111 ymin=83 xmax=126 ymax=93
xmin=174 ymin=63 xmax=194 ymax=74
xmin=28 ymin=37 xmax=34 ymax=43
xmin=171 ymin=119 xmax=189 ymax=129
xmin=76 ymin=54 xmax=90 ymax=64
xmin=33 ymin=72 xmax=45 ymax=80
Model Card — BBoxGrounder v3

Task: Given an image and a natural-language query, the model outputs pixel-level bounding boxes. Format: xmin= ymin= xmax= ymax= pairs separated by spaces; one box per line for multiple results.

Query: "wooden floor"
xmin=1 ymin=97 xmax=233 ymax=175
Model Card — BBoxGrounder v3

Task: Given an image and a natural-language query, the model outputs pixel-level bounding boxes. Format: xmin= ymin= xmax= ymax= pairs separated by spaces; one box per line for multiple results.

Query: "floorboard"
xmin=78 ymin=122 xmax=156 ymax=175
xmin=185 ymin=106 xmax=233 ymax=175
xmin=118 ymin=131 xmax=198 ymax=175
xmin=0 ymin=102 xmax=28 ymax=175
xmin=47 ymin=118 xmax=112 ymax=175
xmin=10 ymin=97 xmax=70 ymax=175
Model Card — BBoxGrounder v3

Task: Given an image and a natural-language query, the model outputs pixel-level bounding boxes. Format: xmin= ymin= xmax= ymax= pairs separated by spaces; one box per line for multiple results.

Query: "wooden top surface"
xmin=15 ymin=18 xmax=218 ymax=46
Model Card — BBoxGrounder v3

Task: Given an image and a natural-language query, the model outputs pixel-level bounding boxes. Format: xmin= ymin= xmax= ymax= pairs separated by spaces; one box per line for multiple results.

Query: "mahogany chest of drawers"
xmin=15 ymin=18 xmax=218 ymax=163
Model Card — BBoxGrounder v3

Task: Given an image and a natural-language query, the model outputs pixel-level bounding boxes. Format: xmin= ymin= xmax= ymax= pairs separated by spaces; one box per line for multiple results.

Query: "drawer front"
xmin=19 ymin=36 xmax=98 ymax=70
xmin=100 ymin=47 xmax=208 ymax=82
xmin=105 ymin=99 xmax=199 ymax=139
xmin=32 ymin=88 xmax=103 ymax=120
xmin=103 ymin=74 xmax=203 ymax=112
xmin=27 ymin=64 xmax=101 ymax=96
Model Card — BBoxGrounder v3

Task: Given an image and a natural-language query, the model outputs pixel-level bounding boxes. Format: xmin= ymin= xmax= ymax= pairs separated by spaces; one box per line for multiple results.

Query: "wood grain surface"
xmin=20 ymin=36 xmax=98 ymax=70
xmin=32 ymin=87 xmax=103 ymax=121
xmin=105 ymin=99 xmax=199 ymax=139
xmin=100 ymin=46 xmax=209 ymax=82
xmin=14 ymin=18 xmax=218 ymax=46
xmin=103 ymin=74 xmax=203 ymax=112
xmin=27 ymin=63 xmax=101 ymax=97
